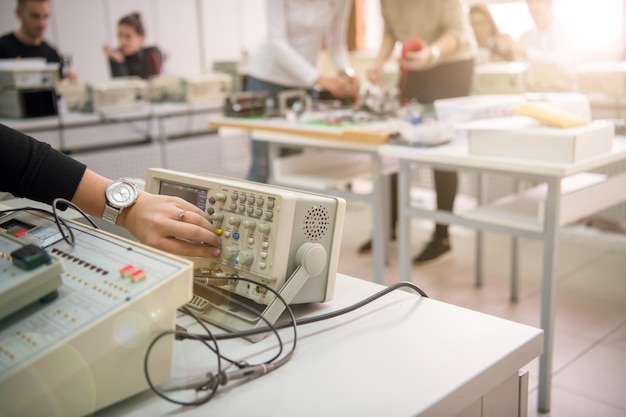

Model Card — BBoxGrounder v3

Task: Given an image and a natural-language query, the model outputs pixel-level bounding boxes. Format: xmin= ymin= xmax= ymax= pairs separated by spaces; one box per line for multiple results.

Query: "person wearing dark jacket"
xmin=102 ymin=12 xmax=162 ymax=79
xmin=0 ymin=0 xmax=76 ymax=80
xmin=1 ymin=123 xmax=219 ymax=258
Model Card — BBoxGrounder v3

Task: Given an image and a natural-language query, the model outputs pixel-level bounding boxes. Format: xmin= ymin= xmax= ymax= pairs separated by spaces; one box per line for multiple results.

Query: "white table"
xmin=96 ymin=274 xmax=542 ymax=417
xmin=209 ymin=116 xmax=397 ymax=284
xmin=1 ymin=103 xmax=225 ymax=180
xmin=0 ymin=102 xmax=222 ymax=153
xmin=379 ymin=137 xmax=626 ymax=412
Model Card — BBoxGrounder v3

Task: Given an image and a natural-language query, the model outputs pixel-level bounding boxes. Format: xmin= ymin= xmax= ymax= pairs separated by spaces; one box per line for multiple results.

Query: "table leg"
xmin=266 ymin=141 xmax=280 ymax=184
xmin=510 ymin=237 xmax=519 ymax=302
xmin=398 ymin=160 xmax=412 ymax=281
xmin=372 ymin=154 xmax=386 ymax=284
xmin=538 ymin=177 xmax=562 ymax=413
xmin=475 ymin=173 xmax=488 ymax=288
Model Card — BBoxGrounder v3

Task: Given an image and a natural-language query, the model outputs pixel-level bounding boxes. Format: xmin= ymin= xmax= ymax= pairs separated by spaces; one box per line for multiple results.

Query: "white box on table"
xmin=463 ymin=116 xmax=614 ymax=163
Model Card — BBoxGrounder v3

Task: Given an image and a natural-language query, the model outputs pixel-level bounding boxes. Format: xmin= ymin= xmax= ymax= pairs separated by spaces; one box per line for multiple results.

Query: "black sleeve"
xmin=0 ymin=123 xmax=87 ymax=205
xmin=109 ymin=57 xmax=129 ymax=77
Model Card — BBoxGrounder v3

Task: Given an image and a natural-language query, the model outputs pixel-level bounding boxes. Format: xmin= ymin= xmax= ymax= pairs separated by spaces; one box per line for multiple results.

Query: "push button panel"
xmin=204 ymin=185 xmax=280 ymax=275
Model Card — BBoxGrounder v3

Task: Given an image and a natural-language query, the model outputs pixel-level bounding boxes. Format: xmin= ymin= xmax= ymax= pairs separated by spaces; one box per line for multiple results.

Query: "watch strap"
xmin=102 ymin=202 xmax=121 ymax=225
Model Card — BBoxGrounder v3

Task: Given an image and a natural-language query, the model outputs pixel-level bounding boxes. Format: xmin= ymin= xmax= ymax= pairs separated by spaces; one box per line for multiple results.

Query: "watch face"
xmin=106 ymin=180 xmax=138 ymax=209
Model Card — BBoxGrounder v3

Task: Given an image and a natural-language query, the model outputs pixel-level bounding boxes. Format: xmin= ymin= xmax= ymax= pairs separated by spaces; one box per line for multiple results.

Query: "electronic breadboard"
xmin=0 ymin=209 xmax=194 ymax=417
xmin=145 ymin=168 xmax=346 ymax=342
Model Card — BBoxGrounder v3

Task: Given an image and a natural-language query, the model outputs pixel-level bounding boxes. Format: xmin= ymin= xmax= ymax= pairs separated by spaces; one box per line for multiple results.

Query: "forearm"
xmin=431 ymin=32 xmax=460 ymax=58
xmin=70 ymin=169 xmax=110 ymax=218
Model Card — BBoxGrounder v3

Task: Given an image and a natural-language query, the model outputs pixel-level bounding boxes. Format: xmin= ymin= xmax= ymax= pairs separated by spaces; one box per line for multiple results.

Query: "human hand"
xmin=399 ymin=46 xmax=432 ymax=71
xmin=315 ymin=75 xmax=347 ymax=98
xmin=366 ymin=64 xmax=384 ymax=85
xmin=494 ymin=35 xmax=516 ymax=55
xmin=102 ymin=44 xmax=124 ymax=63
xmin=63 ymin=69 xmax=78 ymax=82
xmin=118 ymin=192 xmax=221 ymax=258
xmin=338 ymin=69 xmax=360 ymax=100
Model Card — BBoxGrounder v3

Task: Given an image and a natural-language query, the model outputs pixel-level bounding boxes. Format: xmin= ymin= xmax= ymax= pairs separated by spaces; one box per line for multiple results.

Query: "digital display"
xmin=159 ymin=181 xmax=208 ymax=211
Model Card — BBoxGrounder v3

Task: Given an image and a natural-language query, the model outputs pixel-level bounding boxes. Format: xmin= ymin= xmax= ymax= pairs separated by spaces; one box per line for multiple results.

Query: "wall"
xmin=0 ymin=0 xmax=267 ymax=82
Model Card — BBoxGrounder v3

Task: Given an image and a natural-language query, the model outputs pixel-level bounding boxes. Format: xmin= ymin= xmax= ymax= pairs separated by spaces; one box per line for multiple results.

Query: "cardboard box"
xmin=464 ymin=117 xmax=614 ymax=163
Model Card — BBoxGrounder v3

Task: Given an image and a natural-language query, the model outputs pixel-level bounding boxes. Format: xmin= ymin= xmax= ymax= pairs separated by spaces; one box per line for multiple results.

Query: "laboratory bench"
xmin=95 ymin=274 xmax=542 ymax=417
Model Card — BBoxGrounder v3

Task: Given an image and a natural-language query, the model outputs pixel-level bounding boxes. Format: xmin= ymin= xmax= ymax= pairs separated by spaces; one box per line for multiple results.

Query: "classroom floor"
xmin=337 ymin=197 xmax=626 ymax=417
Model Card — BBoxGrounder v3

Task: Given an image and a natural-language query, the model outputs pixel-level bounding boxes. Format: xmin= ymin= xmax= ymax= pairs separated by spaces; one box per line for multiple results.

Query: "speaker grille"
xmin=303 ymin=205 xmax=330 ymax=241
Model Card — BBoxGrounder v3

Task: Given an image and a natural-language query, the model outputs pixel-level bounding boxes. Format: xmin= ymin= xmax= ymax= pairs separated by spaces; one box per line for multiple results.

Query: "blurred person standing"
xmin=243 ymin=0 xmax=359 ymax=183
xmin=364 ymin=0 xmax=476 ymax=264
xmin=0 ymin=0 xmax=76 ymax=80
xmin=508 ymin=0 xmax=578 ymax=68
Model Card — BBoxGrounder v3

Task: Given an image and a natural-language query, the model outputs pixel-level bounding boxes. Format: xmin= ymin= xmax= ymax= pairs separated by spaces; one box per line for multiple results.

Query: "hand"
xmin=118 ymin=192 xmax=221 ymax=258
xmin=399 ymin=45 xmax=432 ymax=71
xmin=103 ymin=44 xmax=124 ymax=63
xmin=366 ymin=64 xmax=384 ymax=85
xmin=338 ymin=70 xmax=360 ymax=100
xmin=315 ymin=75 xmax=347 ymax=98
xmin=494 ymin=34 xmax=516 ymax=56
xmin=63 ymin=69 xmax=78 ymax=82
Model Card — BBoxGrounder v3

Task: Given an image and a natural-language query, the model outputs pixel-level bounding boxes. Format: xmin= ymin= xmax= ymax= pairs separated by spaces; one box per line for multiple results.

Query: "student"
xmin=0 ymin=0 xmax=76 ymax=80
xmin=103 ymin=12 xmax=162 ymax=80
xmin=503 ymin=0 xmax=578 ymax=69
xmin=243 ymin=0 xmax=359 ymax=183
xmin=1 ymin=123 xmax=220 ymax=258
xmin=364 ymin=0 xmax=476 ymax=264
xmin=469 ymin=3 xmax=514 ymax=62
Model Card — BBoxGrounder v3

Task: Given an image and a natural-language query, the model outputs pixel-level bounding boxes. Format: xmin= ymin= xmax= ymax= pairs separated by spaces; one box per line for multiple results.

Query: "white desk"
xmin=379 ymin=137 xmax=626 ymax=412
xmin=209 ymin=116 xmax=397 ymax=284
xmin=96 ymin=274 xmax=542 ymax=417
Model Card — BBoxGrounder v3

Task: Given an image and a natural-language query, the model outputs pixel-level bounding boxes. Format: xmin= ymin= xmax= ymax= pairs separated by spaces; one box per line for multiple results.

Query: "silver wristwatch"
xmin=102 ymin=179 xmax=138 ymax=225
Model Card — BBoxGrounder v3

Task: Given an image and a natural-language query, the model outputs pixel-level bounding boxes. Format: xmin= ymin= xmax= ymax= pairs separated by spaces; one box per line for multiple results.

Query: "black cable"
xmin=52 ymin=198 xmax=99 ymax=229
xmin=211 ymin=281 xmax=428 ymax=341
xmin=143 ymin=276 xmax=298 ymax=406
xmin=143 ymin=328 xmax=221 ymax=406
xmin=184 ymin=282 xmax=285 ymax=367
xmin=154 ymin=279 xmax=426 ymax=402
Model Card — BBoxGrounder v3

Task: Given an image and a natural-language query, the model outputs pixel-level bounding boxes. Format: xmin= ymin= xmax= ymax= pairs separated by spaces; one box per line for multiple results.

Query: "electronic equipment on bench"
xmin=0 ymin=208 xmax=194 ymax=417
xmin=144 ymin=168 xmax=346 ymax=342
xmin=0 ymin=58 xmax=59 ymax=118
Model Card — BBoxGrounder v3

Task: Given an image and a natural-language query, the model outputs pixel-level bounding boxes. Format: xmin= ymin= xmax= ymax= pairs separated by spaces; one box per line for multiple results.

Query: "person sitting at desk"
xmin=103 ymin=12 xmax=162 ymax=80
xmin=0 ymin=0 xmax=76 ymax=80
xmin=243 ymin=0 xmax=359 ymax=183
xmin=0 ymin=123 xmax=221 ymax=259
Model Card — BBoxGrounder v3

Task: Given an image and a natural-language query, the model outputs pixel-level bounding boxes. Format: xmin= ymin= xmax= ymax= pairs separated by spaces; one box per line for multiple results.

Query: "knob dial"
xmin=223 ymin=246 xmax=239 ymax=261
xmin=237 ymin=250 xmax=254 ymax=266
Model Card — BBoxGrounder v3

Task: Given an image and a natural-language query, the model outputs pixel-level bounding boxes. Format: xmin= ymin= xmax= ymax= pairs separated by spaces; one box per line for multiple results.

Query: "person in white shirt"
xmin=243 ymin=0 xmax=358 ymax=183
xmin=508 ymin=0 xmax=579 ymax=69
